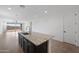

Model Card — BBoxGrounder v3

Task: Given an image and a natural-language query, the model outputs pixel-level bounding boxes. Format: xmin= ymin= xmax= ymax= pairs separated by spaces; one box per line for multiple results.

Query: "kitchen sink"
xmin=22 ymin=32 xmax=29 ymax=35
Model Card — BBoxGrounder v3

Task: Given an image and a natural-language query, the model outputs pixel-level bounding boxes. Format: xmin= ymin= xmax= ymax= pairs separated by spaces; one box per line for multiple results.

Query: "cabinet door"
xmin=18 ymin=34 xmax=23 ymax=48
xmin=23 ymin=38 xmax=30 ymax=53
xmin=18 ymin=34 xmax=21 ymax=45
xmin=23 ymin=38 xmax=26 ymax=52
xmin=27 ymin=42 xmax=35 ymax=53
xmin=63 ymin=9 xmax=75 ymax=45
xmin=21 ymin=36 xmax=24 ymax=48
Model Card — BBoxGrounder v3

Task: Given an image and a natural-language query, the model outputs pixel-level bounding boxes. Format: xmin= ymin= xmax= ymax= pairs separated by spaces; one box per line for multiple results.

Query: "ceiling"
xmin=0 ymin=5 xmax=79 ymax=21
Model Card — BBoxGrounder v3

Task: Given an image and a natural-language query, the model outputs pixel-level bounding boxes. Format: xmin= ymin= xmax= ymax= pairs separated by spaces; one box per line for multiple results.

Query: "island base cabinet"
xmin=23 ymin=39 xmax=35 ymax=53
xmin=23 ymin=40 xmax=48 ymax=53
xmin=35 ymin=41 xmax=48 ymax=53
xmin=18 ymin=33 xmax=48 ymax=53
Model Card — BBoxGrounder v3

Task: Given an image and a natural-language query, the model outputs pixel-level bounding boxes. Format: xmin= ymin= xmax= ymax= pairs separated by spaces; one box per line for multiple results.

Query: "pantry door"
xmin=63 ymin=11 xmax=75 ymax=45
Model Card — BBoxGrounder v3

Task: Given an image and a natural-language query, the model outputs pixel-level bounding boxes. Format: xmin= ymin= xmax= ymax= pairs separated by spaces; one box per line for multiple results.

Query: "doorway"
xmin=6 ymin=22 xmax=22 ymax=32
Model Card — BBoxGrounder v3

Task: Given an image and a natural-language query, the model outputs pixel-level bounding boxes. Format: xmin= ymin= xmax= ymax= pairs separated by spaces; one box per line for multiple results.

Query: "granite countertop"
xmin=20 ymin=32 xmax=52 ymax=46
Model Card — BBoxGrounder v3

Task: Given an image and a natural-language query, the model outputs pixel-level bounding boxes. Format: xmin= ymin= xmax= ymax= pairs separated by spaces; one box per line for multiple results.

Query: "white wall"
xmin=30 ymin=11 xmax=63 ymax=41
xmin=0 ymin=20 xmax=7 ymax=33
xmin=0 ymin=21 xmax=3 ymax=33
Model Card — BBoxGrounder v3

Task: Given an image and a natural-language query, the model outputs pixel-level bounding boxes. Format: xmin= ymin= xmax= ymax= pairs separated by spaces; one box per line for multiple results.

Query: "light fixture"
xmin=44 ymin=10 xmax=47 ymax=14
xmin=8 ymin=8 xmax=12 ymax=10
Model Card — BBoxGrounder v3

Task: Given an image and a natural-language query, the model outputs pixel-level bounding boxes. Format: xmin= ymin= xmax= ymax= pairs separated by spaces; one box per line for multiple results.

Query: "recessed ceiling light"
xmin=44 ymin=10 xmax=47 ymax=13
xmin=8 ymin=8 xmax=12 ymax=10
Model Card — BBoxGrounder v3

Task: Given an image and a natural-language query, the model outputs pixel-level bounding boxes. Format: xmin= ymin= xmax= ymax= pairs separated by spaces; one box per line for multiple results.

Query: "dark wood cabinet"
xmin=28 ymin=41 xmax=36 ymax=53
xmin=34 ymin=41 xmax=48 ymax=53
xmin=18 ymin=34 xmax=23 ymax=48
xmin=18 ymin=33 xmax=48 ymax=53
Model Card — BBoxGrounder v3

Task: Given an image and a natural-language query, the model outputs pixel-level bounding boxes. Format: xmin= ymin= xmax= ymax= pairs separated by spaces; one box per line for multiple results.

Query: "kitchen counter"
xmin=20 ymin=32 xmax=51 ymax=46
xmin=18 ymin=32 xmax=51 ymax=53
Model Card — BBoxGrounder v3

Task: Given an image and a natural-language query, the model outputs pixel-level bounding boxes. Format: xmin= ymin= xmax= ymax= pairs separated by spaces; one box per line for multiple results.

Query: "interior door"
xmin=75 ymin=11 xmax=79 ymax=46
xmin=63 ymin=11 xmax=75 ymax=45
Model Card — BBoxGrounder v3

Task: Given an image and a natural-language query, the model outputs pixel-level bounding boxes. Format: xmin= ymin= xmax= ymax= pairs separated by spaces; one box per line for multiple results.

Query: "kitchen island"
xmin=18 ymin=32 xmax=50 ymax=53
